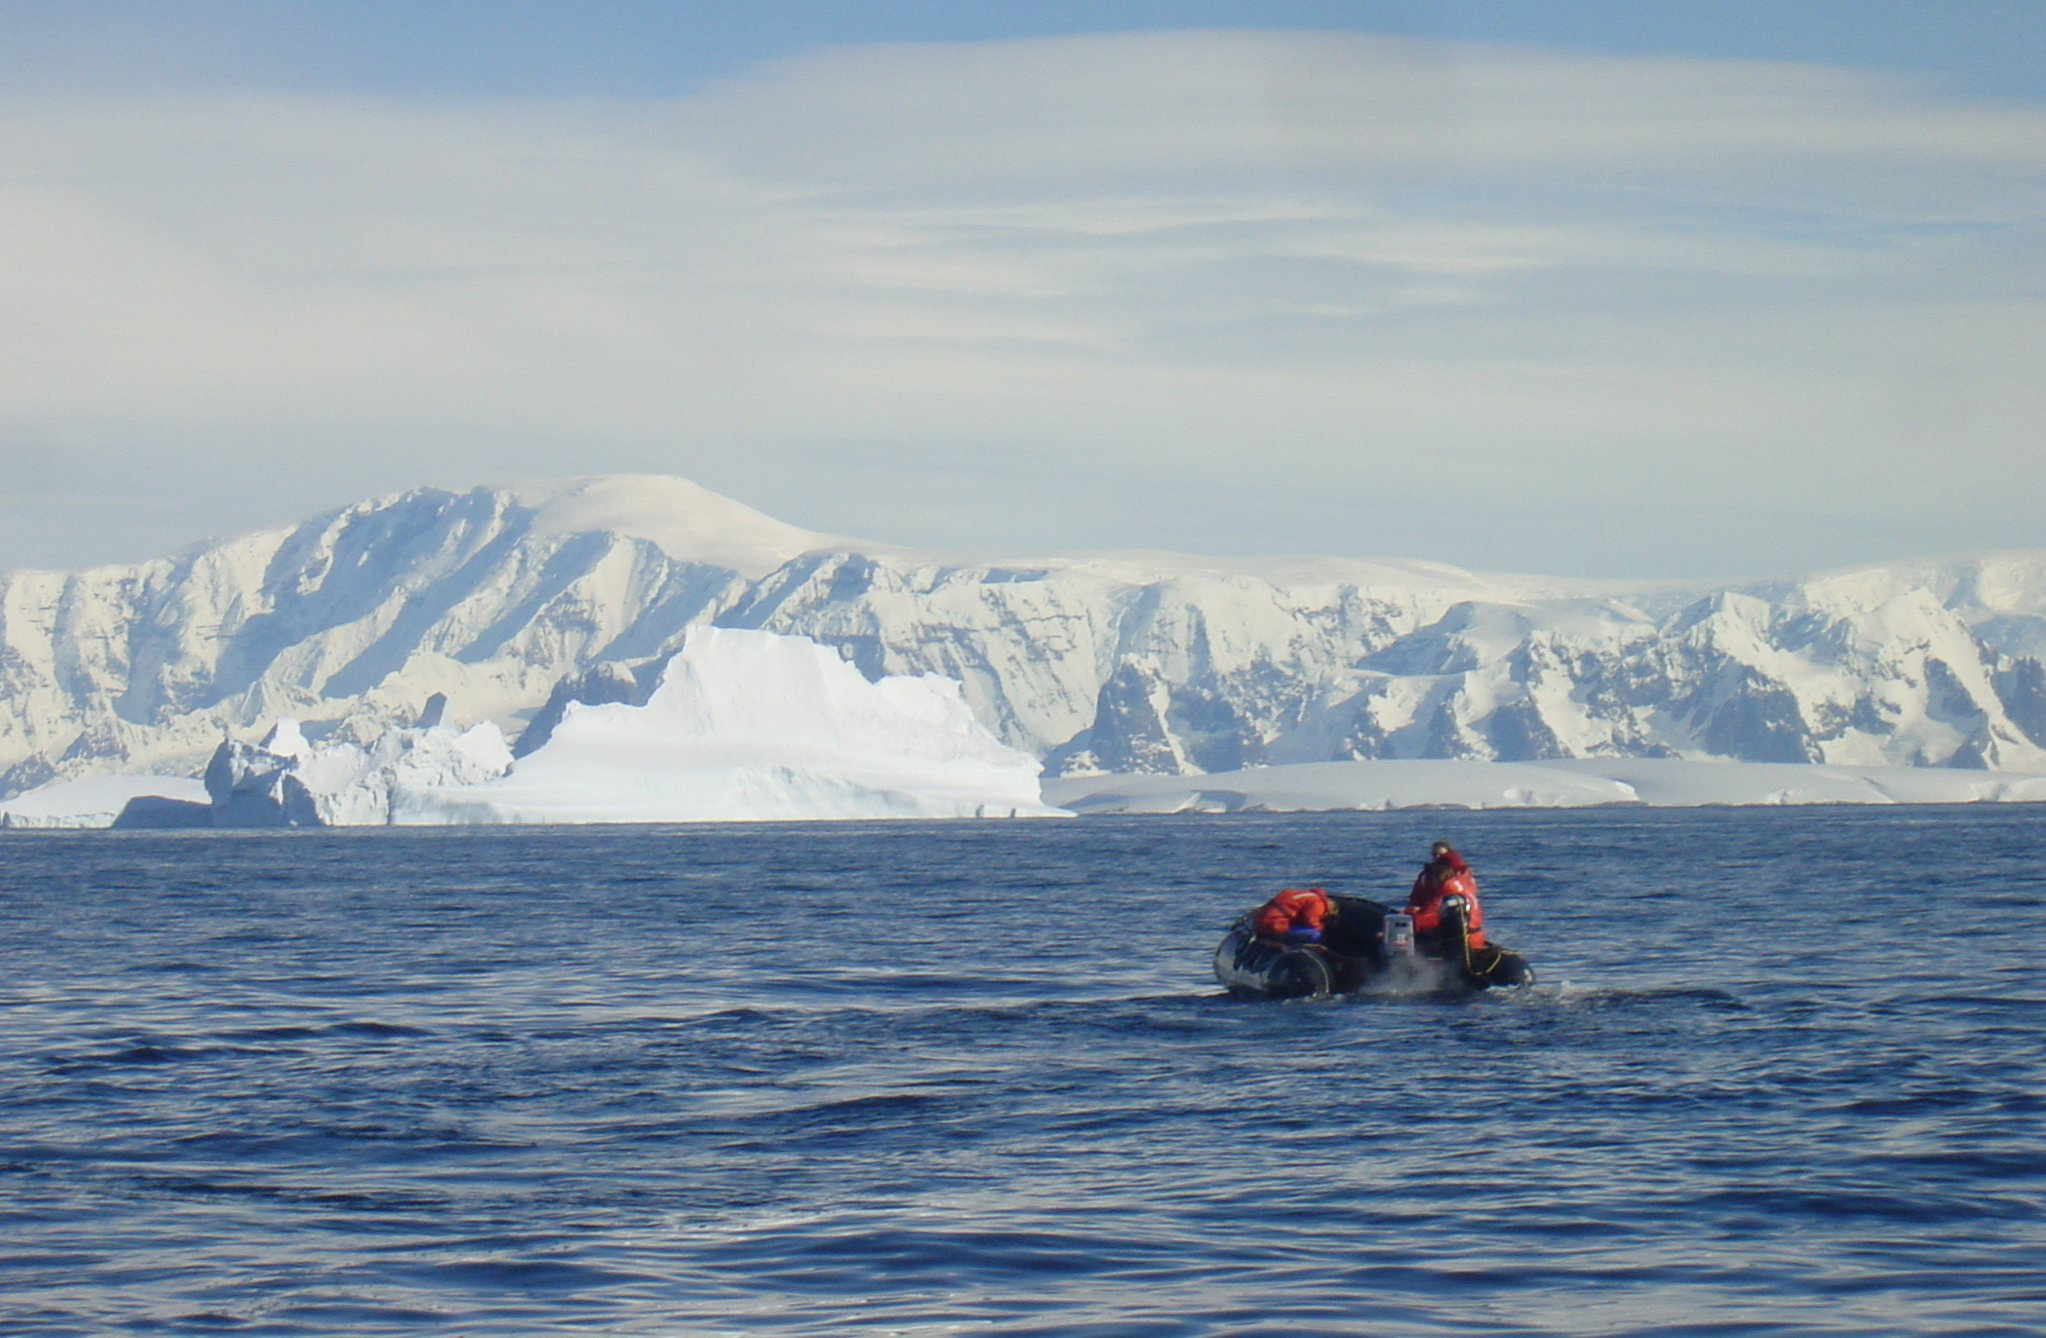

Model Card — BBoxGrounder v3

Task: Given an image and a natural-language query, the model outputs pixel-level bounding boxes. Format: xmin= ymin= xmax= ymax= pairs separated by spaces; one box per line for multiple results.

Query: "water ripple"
xmin=2 ymin=808 xmax=2043 ymax=1334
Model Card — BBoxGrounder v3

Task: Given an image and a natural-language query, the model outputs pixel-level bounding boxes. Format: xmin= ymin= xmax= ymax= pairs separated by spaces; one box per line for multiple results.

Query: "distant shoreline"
xmin=1044 ymin=757 xmax=2046 ymax=816
xmin=9 ymin=756 xmax=2046 ymax=830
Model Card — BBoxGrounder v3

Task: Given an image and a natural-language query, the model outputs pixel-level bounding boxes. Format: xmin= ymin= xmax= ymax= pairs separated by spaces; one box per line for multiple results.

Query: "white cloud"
xmin=0 ymin=31 xmax=2041 ymax=577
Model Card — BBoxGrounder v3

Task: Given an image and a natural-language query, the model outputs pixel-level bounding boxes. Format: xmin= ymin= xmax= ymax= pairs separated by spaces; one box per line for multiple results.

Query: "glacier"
xmin=1046 ymin=757 xmax=2046 ymax=815
xmin=4 ymin=473 xmax=2046 ymax=818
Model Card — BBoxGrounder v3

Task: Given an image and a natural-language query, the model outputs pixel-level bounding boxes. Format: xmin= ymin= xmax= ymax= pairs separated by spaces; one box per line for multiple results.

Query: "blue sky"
xmin=12 ymin=1 xmax=2046 ymax=101
xmin=2 ymin=2 xmax=2042 ymax=579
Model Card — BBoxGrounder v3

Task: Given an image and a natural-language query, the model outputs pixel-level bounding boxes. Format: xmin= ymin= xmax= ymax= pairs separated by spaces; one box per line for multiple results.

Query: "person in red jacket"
xmin=1253 ymin=886 xmax=1340 ymax=945
xmin=1407 ymin=841 xmax=1485 ymax=951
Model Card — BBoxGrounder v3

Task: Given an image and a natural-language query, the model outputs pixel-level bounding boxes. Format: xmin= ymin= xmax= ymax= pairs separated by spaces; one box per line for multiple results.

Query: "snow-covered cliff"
xmin=4 ymin=474 xmax=2046 ymax=797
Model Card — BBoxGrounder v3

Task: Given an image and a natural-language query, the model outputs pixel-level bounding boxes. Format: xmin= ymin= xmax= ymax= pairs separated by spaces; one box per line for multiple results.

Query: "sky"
xmin=2 ymin=1 xmax=2042 ymax=581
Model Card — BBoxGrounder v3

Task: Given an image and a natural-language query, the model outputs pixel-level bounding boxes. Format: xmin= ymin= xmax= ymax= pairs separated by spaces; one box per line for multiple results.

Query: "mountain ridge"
xmin=4 ymin=475 xmax=2045 ymax=798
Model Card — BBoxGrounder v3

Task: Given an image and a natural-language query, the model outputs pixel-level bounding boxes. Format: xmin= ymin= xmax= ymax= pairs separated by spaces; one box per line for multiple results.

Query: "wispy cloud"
xmin=0 ymin=31 xmax=2041 ymax=577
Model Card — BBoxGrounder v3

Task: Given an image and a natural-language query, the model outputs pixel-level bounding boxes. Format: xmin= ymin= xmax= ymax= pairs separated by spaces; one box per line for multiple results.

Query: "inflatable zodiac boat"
xmin=1214 ymin=894 xmax=1533 ymax=1000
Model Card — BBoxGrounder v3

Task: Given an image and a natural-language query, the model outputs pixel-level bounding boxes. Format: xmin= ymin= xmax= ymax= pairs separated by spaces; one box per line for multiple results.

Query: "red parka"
xmin=1407 ymin=849 xmax=1486 ymax=948
xmin=1253 ymin=887 xmax=1334 ymax=939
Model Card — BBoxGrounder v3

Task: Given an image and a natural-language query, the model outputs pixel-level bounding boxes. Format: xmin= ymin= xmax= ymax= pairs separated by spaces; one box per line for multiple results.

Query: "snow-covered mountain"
xmin=0 ymin=476 xmax=817 ymax=796
xmin=5 ymin=474 xmax=2046 ymax=798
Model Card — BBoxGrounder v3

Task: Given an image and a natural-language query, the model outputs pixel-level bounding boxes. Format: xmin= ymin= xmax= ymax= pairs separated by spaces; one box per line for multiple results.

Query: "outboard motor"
xmin=1382 ymin=911 xmax=1416 ymax=958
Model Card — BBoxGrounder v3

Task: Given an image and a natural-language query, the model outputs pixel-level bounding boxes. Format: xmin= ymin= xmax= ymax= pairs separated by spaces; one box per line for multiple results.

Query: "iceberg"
xmin=406 ymin=627 xmax=1063 ymax=824
xmin=201 ymin=712 xmax=515 ymax=827
xmin=89 ymin=630 xmax=1061 ymax=828
xmin=0 ymin=773 xmax=209 ymax=829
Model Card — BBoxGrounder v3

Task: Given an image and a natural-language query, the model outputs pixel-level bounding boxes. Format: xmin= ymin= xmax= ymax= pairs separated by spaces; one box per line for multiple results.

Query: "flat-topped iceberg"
xmin=0 ymin=774 xmax=209 ymax=829
xmin=409 ymin=627 xmax=1062 ymax=823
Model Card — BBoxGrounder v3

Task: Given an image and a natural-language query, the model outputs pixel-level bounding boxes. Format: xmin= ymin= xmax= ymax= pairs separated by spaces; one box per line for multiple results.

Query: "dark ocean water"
xmin=2 ymin=806 xmax=2043 ymax=1336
